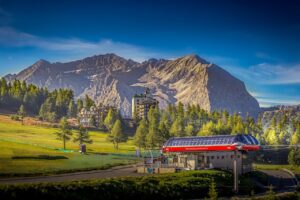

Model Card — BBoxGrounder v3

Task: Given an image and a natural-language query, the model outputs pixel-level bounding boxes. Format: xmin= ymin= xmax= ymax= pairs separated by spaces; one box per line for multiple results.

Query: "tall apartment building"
xmin=132 ymin=88 xmax=159 ymax=119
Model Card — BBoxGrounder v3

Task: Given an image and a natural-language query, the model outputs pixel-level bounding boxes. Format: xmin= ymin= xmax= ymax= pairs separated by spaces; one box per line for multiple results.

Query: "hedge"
xmin=0 ymin=170 xmax=234 ymax=200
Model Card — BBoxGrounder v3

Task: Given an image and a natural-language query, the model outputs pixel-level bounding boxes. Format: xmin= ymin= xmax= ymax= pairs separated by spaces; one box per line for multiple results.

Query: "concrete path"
xmin=0 ymin=164 xmax=145 ymax=185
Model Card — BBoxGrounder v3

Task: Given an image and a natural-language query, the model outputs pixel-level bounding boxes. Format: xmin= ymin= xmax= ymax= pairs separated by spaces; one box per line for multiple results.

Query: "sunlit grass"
xmin=0 ymin=115 xmax=137 ymax=176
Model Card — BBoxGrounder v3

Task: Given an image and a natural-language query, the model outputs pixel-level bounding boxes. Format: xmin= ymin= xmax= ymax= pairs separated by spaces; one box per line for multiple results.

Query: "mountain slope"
xmin=5 ymin=53 xmax=260 ymax=117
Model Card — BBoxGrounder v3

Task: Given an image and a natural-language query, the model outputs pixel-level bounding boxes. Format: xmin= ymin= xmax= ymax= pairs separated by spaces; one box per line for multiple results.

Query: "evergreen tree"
xmin=55 ymin=117 xmax=73 ymax=150
xmin=290 ymin=132 xmax=300 ymax=145
xmin=104 ymin=108 xmax=117 ymax=132
xmin=185 ymin=123 xmax=195 ymax=136
xmin=158 ymin=111 xmax=170 ymax=140
xmin=134 ymin=118 xmax=148 ymax=149
xmin=198 ymin=121 xmax=215 ymax=136
xmin=169 ymin=117 xmax=185 ymax=137
xmin=107 ymin=119 xmax=126 ymax=149
xmin=67 ymin=100 xmax=77 ymax=118
xmin=146 ymin=107 xmax=163 ymax=148
xmin=208 ymin=179 xmax=218 ymax=200
xmin=18 ymin=104 xmax=26 ymax=125
xmin=77 ymin=99 xmax=83 ymax=112
xmin=74 ymin=125 xmax=93 ymax=147
xmin=265 ymin=129 xmax=279 ymax=145
xmin=288 ymin=147 xmax=300 ymax=166
xmin=84 ymin=95 xmax=95 ymax=109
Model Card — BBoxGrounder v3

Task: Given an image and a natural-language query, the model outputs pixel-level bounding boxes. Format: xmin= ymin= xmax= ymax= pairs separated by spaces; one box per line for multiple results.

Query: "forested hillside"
xmin=0 ymin=78 xmax=83 ymax=121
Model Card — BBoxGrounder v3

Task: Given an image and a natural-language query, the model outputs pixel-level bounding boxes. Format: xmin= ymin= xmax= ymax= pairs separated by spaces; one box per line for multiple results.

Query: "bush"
xmin=10 ymin=115 xmax=20 ymax=121
xmin=0 ymin=171 xmax=233 ymax=200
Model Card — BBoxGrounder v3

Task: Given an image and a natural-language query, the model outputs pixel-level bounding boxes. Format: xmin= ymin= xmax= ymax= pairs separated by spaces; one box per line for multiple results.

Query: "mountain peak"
xmin=35 ymin=59 xmax=50 ymax=65
xmin=176 ymin=54 xmax=209 ymax=64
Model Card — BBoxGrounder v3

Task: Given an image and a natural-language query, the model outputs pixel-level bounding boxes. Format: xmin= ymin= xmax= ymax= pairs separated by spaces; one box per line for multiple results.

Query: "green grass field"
xmin=0 ymin=115 xmax=138 ymax=176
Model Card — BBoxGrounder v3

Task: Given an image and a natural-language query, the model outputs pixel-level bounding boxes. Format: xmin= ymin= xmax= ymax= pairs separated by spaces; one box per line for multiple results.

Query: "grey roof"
xmin=163 ymin=134 xmax=259 ymax=147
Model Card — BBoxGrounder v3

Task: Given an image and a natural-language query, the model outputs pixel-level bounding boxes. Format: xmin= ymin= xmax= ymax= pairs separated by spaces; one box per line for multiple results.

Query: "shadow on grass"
xmin=12 ymin=155 xmax=68 ymax=160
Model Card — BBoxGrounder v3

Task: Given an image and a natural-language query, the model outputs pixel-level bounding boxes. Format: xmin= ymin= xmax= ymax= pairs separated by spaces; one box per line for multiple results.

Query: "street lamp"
xmin=233 ymin=144 xmax=242 ymax=193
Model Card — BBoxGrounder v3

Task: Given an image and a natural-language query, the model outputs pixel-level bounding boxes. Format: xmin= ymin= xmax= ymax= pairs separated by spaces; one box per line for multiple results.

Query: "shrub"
xmin=0 ymin=171 xmax=233 ymax=200
xmin=10 ymin=115 xmax=20 ymax=121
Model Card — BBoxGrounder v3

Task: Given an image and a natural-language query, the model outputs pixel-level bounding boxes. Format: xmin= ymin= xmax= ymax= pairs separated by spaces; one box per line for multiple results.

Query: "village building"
xmin=132 ymin=88 xmax=159 ymax=119
xmin=138 ymin=134 xmax=260 ymax=175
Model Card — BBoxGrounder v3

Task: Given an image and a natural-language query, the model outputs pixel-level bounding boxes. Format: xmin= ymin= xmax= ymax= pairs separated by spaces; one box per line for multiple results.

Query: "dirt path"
xmin=0 ymin=164 xmax=145 ymax=185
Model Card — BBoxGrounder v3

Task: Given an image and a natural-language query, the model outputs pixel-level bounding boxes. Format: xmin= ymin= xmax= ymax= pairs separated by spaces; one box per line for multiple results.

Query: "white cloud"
xmin=0 ymin=27 xmax=168 ymax=62
xmin=223 ymin=62 xmax=300 ymax=85
xmin=257 ymin=97 xmax=300 ymax=107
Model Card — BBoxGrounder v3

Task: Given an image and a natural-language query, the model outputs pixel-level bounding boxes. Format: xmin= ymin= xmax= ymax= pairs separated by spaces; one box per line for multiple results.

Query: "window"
xmin=221 ymin=156 xmax=224 ymax=159
xmin=211 ymin=156 xmax=214 ymax=159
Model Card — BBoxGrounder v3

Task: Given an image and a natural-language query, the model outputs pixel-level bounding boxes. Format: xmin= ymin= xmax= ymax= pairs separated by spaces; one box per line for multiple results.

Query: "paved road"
xmin=0 ymin=164 xmax=145 ymax=185
xmin=259 ymin=169 xmax=298 ymax=190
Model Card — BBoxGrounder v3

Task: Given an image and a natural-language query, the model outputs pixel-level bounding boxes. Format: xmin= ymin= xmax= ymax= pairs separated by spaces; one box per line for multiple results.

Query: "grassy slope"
xmin=254 ymin=163 xmax=300 ymax=174
xmin=0 ymin=115 xmax=137 ymax=176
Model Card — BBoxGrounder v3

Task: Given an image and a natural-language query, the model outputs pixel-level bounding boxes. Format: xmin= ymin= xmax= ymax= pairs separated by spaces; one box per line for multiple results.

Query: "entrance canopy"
xmin=162 ymin=134 xmax=260 ymax=153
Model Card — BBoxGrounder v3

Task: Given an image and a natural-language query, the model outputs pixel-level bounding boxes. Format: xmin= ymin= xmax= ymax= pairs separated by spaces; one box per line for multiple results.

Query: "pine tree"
xmin=77 ymin=99 xmax=83 ymax=113
xmin=159 ymin=111 xmax=170 ymax=140
xmin=290 ymin=132 xmax=300 ymax=145
xmin=18 ymin=104 xmax=26 ymax=125
xmin=107 ymin=119 xmax=126 ymax=149
xmin=104 ymin=108 xmax=117 ymax=132
xmin=198 ymin=121 xmax=215 ymax=136
xmin=265 ymin=129 xmax=279 ymax=145
xmin=134 ymin=119 xmax=148 ymax=149
xmin=169 ymin=117 xmax=185 ymax=137
xmin=185 ymin=123 xmax=195 ymax=136
xmin=67 ymin=100 xmax=77 ymax=118
xmin=208 ymin=179 xmax=218 ymax=200
xmin=55 ymin=117 xmax=73 ymax=150
xmin=73 ymin=125 xmax=93 ymax=147
xmin=146 ymin=107 xmax=163 ymax=148
xmin=84 ymin=95 xmax=95 ymax=109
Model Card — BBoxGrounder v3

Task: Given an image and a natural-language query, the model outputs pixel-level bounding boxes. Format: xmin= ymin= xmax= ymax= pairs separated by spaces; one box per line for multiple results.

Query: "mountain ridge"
xmin=4 ymin=53 xmax=260 ymax=117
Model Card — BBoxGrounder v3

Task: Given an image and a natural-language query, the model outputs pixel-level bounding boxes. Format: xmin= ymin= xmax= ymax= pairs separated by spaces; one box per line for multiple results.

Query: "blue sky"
xmin=0 ymin=0 xmax=299 ymax=107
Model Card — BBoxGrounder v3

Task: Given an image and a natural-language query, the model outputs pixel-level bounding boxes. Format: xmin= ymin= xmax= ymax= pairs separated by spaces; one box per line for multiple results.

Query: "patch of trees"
xmin=134 ymin=103 xmax=261 ymax=149
xmin=134 ymin=103 xmax=300 ymax=150
xmin=0 ymin=79 xmax=92 ymax=122
xmin=54 ymin=117 xmax=92 ymax=150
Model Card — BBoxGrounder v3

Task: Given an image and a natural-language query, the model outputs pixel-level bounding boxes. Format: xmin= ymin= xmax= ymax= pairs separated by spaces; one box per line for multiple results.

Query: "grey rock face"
xmin=5 ymin=53 xmax=260 ymax=117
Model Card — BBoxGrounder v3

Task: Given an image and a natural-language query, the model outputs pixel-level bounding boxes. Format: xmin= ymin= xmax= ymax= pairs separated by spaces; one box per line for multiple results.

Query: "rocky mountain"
xmin=5 ymin=53 xmax=260 ymax=117
xmin=260 ymin=105 xmax=300 ymax=129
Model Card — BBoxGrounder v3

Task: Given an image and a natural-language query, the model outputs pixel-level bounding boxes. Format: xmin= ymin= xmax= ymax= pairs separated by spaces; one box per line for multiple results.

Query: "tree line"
xmin=134 ymin=103 xmax=300 ymax=149
xmin=0 ymin=78 xmax=94 ymax=122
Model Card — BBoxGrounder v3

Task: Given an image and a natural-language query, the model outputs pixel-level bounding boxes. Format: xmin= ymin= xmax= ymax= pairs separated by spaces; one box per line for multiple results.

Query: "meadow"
xmin=0 ymin=115 xmax=138 ymax=176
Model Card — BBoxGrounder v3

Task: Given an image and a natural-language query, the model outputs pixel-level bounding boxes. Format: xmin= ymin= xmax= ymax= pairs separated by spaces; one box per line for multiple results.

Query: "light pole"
xmin=233 ymin=145 xmax=242 ymax=194
xmin=233 ymin=149 xmax=238 ymax=193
